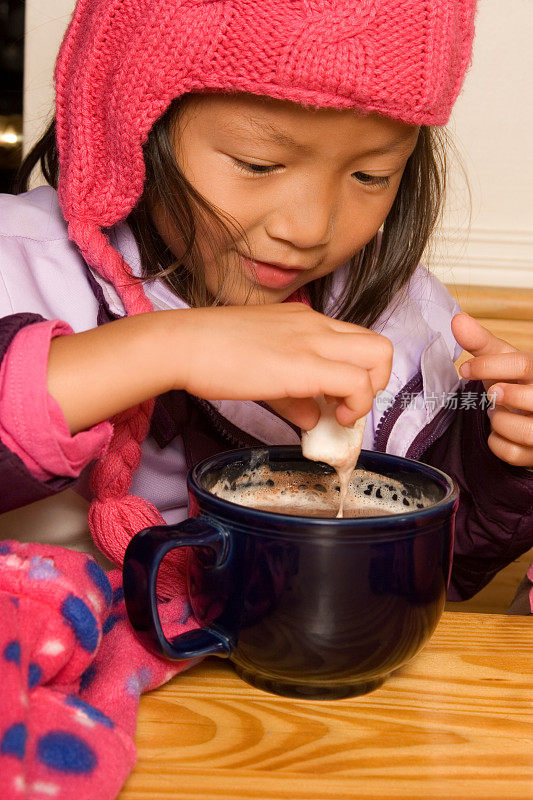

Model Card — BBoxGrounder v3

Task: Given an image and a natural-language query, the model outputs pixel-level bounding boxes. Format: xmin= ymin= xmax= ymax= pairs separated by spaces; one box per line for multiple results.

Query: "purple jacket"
xmin=0 ymin=187 xmax=531 ymax=600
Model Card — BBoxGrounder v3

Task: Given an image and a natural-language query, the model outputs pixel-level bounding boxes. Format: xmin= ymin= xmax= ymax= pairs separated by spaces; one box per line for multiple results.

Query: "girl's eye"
xmin=353 ymin=172 xmax=391 ymax=188
xmin=230 ymin=159 xmax=391 ymax=186
xmin=232 ymin=158 xmax=278 ymax=175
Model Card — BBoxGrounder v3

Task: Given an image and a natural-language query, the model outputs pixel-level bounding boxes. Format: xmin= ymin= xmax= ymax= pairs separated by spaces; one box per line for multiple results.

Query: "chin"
xmin=217 ymin=282 xmax=291 ymax=306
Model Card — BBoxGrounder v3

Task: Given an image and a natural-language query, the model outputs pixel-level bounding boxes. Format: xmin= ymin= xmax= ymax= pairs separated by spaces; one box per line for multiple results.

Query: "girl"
xmin=0 ymin=1 xmax=532 ymax=796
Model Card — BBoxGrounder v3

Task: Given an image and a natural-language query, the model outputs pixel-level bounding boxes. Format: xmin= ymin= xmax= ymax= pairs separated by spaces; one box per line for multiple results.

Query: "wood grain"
xmin=120 ymin=612 xmax=533 ymax=800
xmin=446 ymin=284 xmax=533 ymax=321
xmin=469 ymin=318 xmax=533 ymax=353
xmin=446 ymin=548 xmax=533 ymax=613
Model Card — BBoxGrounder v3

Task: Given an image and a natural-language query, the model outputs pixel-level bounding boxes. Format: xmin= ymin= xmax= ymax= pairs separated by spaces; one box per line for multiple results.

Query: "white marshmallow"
xmin=301 ymin=396 xmax=366 ymax=517
xmin=301 ymin=396 xmax=366 ymax=472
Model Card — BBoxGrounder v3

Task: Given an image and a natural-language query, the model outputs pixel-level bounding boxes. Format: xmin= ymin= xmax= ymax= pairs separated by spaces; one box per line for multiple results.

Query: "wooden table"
xmin=120 ymin=611 xmax=533 ymax=800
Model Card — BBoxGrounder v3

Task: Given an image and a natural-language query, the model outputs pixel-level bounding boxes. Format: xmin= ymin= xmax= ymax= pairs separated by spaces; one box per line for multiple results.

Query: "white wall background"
xmin=23 ymin=0 xmax=533 ymax=288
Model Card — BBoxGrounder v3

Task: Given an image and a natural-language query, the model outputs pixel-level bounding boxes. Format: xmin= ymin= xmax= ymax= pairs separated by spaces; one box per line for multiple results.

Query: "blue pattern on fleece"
xmin=61 ymin=595 xmax=99 ymax=653
xmin=66 ymin=696 xmax=115 ymax=728
xmin=112 ymin=587 xmax=124 ymax=605
xmin=28 ymin=662 xmax=42 ymax=689
xmin=86 ymin=560 xmax=112 ymax=607
xmin=102 ymin=613 xmax=123 ymax=635
xmin=0 ymin=723 xmax=27 ymax=759
xmin=79 ymin=664 xmax=97 ymax=692
xmin=37 ymin=731 xmax=97 ymax=774
xmin=4 ymin=640 xmax=21 ymax=664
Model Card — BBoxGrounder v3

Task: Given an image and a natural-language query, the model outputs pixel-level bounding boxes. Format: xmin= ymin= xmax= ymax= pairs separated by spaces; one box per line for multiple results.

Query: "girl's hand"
xmin=452 ymin=312 xmax=533 ymax=467
xmin=177 ymin=303 xmax=393 ymax=430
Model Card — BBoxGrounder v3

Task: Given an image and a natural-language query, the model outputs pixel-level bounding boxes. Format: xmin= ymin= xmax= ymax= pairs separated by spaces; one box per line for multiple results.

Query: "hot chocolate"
xmin=210 ymin=463 xmax=432 ymax=518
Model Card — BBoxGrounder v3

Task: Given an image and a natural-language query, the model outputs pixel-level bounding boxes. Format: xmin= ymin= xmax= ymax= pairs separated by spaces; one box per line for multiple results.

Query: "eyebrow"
xmin=356 ymin=137 xmax=417 ymax=158
xmin=218 ymin=116 xmax=416 ymax=159
xmin=219 ymin=117 xmax=314 ymax=154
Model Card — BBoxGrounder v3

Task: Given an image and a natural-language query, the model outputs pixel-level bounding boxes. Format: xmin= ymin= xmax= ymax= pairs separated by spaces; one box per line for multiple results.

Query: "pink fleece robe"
xmin=0 ymin=539 xmax=197 ymax=800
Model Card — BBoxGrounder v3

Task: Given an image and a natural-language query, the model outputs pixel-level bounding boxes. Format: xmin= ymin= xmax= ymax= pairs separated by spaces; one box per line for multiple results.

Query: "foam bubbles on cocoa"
xmin=210 ymin=464 xmax=433 ymax=518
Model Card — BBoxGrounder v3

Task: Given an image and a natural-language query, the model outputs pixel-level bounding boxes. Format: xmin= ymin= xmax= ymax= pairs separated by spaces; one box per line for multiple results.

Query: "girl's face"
xmin=155 ymin=93 xmax=419 ymax=305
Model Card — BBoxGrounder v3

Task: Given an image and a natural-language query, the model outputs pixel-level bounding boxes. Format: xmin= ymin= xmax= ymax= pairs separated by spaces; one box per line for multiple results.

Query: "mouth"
xmin=239 ymin=255 xmax=308 ymax=290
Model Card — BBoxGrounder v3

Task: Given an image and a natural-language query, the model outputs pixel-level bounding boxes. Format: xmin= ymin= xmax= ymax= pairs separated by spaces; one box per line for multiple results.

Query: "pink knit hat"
xmin=54 ymin=0 xmax=477 ymax=576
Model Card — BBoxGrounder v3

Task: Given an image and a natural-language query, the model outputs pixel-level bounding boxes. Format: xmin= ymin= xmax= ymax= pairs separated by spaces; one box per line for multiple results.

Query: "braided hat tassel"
xmin=69 ymin=220 xmax=188 ymax=598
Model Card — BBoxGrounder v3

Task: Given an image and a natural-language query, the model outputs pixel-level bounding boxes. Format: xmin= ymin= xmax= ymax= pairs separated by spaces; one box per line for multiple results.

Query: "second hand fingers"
xmin=487 ymin=431 xmax=533 ymax=468
xmin=461 ymin=351 xmax=533 ymax=382
xmin=488 ymin=382 xmax=533 ymax=414
xmin=489 ymin=406 xmax=533 ymax=448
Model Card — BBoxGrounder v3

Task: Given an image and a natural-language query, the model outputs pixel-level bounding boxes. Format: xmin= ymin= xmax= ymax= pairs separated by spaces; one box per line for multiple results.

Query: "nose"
xmin=265 ymin=180 xmax=335 ymax=249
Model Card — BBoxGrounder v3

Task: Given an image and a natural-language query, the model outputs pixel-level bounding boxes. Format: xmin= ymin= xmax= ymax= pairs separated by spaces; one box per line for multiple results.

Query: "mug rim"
xmin=188 ymin=446 xmax=459 ymax=537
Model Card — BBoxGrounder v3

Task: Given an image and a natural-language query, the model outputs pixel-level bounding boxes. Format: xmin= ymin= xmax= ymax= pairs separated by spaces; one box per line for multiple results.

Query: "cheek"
xmin=368 ymin=186 xmax=402 ymax=233
xmin=183 ymin=175 xmax=261 ymax=248
xmin=372 ymin=181 xmax=402 ymax=222
xmin=338 ymin=194 xmax=396 ymax=250
xmin=150 ymin=202 xmax=185 ymax=256
xmin=207 ymin=183 xmax=261 ymax=233
xmin=180 ymin=149 xmax=252 ymax=221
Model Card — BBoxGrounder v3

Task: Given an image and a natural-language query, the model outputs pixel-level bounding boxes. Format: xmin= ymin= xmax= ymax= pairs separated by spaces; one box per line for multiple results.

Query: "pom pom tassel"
xmin=88 ymin=495 xmax=189 ymax=601
xmin=88 ymin=493 xmax=164 ymax=565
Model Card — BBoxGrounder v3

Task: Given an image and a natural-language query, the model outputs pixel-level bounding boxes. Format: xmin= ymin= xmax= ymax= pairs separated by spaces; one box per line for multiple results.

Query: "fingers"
xmin=316 ymin=330 xmax=393 ymax=395
xmin=283 ymin=357 xmax=377 ymax=426
xmin=335 ymin=402 xmax=365 ymax=428
xmin=460 ymin=351 xmax=533 ymax=382
xmin=321 ymin=360 xmax=376 ymax=425
xmin=487 ymin=430 xmax=533 ymax=468
xmin=485 ymin=384 xmax=533 ymax=467
xmin=488 ymin=382 xmax=533 ymax=413
xmin=285 ymin=305 xmax=393 ymax=400
xmin=266 ymin=397 xmax=321 ymax=431
xmin=489 ymin=406 xmax=533 ymax=447
xmin=452 ymin=312 xmax=516 ymax=358
xmin=267 ymin=356 xmax=375 ymax=429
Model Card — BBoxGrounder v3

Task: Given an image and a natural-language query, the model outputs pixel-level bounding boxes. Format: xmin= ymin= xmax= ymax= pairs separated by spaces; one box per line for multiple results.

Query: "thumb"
xmin=266 ymin=397 xmax=321 ymax=432
xmin=451 ymin=312 xmax=516 ymax=357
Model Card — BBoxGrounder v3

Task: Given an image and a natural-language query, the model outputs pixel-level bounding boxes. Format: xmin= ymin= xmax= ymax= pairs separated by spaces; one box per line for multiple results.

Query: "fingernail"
xmin=460 ymin=362 xmax=471 ymax=377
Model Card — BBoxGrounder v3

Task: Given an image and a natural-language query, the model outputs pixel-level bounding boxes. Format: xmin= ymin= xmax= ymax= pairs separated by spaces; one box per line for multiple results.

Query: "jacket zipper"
xmin=406 ymin=406 xmax=455 ymax=460
xmin=194 ymin=397 xmax=261 ymax=450
xmin=373 ymin=372 xmax=423 ymax=452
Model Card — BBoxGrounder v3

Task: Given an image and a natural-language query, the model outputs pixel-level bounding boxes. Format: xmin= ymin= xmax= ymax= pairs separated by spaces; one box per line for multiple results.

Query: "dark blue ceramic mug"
xmin=123 ymin=446 xmax=458 ymax=699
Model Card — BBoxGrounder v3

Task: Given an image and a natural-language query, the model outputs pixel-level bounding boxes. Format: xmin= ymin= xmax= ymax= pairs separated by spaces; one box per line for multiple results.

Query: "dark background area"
xmin=0 ymin=0 xmax=24 ymax=192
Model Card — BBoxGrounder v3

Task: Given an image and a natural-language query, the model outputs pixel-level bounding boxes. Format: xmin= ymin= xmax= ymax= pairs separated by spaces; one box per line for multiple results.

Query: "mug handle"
xmin=123 ymin=518 xmax=232 ymax=660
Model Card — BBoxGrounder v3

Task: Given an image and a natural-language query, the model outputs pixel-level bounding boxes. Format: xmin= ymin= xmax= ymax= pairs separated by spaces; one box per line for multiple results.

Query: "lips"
xmin=240 ymin=255 xmax=306 ymax=290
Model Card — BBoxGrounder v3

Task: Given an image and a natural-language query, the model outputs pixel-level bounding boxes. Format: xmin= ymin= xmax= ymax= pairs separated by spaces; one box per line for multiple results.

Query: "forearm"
xmin=47 ymin=310 xmax=181 ymax=434
xmin=47 ymin=301 xmax=395 ymax=437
